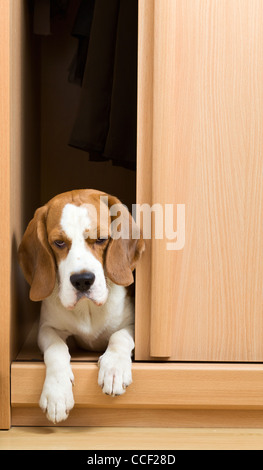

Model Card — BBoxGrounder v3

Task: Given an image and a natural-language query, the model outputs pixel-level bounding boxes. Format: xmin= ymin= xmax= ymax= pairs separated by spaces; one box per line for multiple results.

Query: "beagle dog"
xmin=18 ymin=189 xmax=144 ymax=423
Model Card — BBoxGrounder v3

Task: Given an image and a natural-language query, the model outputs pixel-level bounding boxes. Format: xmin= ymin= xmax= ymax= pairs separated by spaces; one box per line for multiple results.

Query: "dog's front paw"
xmin=98 ymin=351 xmax=132 ymax=396
xmin=39 ymin=371 xmax=74 ymax=423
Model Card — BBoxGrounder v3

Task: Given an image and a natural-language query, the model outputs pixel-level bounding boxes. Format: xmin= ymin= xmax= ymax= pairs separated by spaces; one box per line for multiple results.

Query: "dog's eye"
xmin=95 ymin=238 xmax=107 ymax=245
xmin=54 ymin=240 xmax=66 ymax=249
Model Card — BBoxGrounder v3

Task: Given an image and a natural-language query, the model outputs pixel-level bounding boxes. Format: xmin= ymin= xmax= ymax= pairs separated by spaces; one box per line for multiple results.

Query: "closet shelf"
xmin=14 ymin=320 xmax=100 ymax=362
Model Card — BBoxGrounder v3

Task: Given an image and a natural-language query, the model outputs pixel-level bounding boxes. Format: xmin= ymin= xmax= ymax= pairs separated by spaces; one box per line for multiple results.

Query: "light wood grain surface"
xmin=11 ymin=362 xmax=263 ymax=409
xmin=1 ymin=426 xmax=263 ymax=450
xmin=136 ymin=0 xmax=263 ymax=361
xmin=0 ymin=0 xmax=11 ymax=430
xmin=135 ymin=0 xmax=154 ymax=361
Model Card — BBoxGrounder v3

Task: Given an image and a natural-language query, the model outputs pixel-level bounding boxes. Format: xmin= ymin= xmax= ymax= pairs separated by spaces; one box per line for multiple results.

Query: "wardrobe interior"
xmin=11 ymin=0 xmax=137 ymax=361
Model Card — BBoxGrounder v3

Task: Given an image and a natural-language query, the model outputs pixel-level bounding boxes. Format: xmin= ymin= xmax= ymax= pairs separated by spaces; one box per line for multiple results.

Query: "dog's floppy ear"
xmin=105 ymin=196 xmax=145 ymax=286
xmin=18 ymin=205 xmax=56 ymax=301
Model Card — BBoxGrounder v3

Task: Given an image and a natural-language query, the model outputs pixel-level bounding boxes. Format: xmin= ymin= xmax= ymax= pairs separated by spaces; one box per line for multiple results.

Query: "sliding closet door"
xmin=135 ymin=0 xmax=263 ymax=361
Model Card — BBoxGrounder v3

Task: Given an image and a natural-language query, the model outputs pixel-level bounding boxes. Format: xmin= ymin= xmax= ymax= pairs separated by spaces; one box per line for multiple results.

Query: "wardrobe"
xmin=1 ymin=0 xmax=263 ymax=429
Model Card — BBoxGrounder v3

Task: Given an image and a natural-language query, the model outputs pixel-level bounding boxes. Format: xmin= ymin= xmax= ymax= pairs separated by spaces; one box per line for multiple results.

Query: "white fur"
xmin=38 ymin=204 xmax=135 ymax=423
xmin=58 ymin=204 xmax=108 ymax=308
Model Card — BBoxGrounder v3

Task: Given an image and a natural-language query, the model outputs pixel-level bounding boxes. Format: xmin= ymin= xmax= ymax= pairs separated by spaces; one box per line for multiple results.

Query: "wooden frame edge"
xmin=11 ymin=361 xmax=263 ymax=410
xmin=0 ymin=0 xmax=11 ymax=430
xmin=11 ymin=407 xmax=263 ymax=428
xmin=135 ymin=0 xmax=154 ymax=361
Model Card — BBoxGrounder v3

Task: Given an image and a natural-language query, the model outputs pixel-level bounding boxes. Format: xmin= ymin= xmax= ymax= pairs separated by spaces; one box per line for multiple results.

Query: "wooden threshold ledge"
xmin=11 ymin=362 xmax=263 ymax=409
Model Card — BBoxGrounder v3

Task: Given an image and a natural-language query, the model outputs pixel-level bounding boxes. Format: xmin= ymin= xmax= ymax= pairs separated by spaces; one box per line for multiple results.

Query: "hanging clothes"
xmin=69 ymin=0 xmax=138 ymax=170
xmin=33 ymin=0 xmax=69 ymax=35
xmin=68 ymin=0 xmax=96 ymax=86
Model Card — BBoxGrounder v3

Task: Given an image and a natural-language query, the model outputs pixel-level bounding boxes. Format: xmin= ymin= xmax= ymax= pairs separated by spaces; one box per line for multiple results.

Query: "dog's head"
xmin=18 ymin=189 xmax=145 ymax=309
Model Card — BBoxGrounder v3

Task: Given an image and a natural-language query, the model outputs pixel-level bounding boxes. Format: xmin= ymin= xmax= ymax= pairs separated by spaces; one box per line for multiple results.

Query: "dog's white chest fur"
xmin=40 ymin=279 xmax=134 ymax=351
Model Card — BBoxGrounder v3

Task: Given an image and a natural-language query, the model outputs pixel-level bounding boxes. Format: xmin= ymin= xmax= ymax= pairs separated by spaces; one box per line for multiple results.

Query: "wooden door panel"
xmin=135 ymin=0 xmax=263 ymax=361
xmin=0 ymin=0 xmax=11 ymax=429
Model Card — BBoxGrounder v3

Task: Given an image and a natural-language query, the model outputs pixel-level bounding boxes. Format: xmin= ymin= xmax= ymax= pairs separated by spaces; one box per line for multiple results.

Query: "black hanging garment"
xmin=69 ymin=0 xmax=138 ymax=170
xmin=68 ymin=0 xmax=96 ymax=86
xmin=33 ymin=0 xmax=70 ymax=35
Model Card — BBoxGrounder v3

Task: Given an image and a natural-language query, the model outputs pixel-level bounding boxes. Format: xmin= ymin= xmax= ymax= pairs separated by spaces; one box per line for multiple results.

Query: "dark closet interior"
xmin=13 ymin=0 xmax=137 ymax=362
xmin=36 ymin=0 xmax=137 ymax=207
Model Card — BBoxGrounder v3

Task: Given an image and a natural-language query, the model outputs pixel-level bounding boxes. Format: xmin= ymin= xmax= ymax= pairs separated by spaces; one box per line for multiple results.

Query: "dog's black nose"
xmin=70 ymin=272 xmax=95 ymax=292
